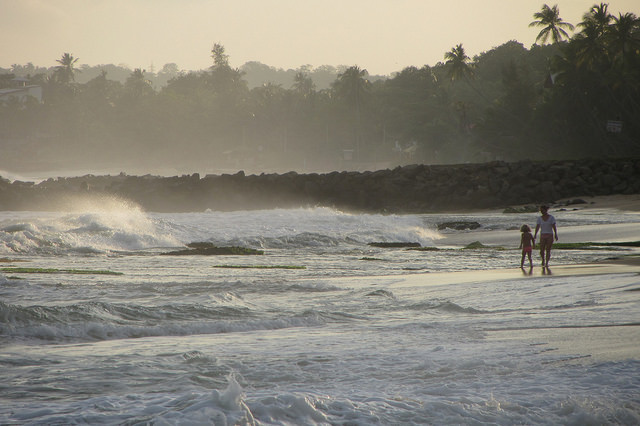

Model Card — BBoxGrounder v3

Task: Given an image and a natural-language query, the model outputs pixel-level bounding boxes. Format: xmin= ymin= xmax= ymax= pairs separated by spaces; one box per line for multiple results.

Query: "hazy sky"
xmin=2 ymin=0 xmax=639 ymax=75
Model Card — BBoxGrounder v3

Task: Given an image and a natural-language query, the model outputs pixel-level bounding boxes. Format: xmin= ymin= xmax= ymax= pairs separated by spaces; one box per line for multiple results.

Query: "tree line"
xmin=1 ymin=3 xmax=639 ymax=174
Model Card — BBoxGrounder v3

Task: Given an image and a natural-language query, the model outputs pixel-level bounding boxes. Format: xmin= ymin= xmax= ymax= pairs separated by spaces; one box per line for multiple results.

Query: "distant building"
xmin=0 ymin=77 xmax=42 ymax=105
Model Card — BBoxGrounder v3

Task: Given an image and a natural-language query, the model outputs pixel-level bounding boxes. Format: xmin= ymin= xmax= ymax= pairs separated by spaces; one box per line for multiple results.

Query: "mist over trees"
xmin=1 ymin=3 xmax=639 ymax=176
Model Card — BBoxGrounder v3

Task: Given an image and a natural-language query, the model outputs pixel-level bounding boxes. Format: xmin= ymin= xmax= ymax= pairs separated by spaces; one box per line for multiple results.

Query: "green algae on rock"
xmin=1 ymin=267 xmax=123 ymax=275
xmin=162 ymin=243 xmax=264 ymax=255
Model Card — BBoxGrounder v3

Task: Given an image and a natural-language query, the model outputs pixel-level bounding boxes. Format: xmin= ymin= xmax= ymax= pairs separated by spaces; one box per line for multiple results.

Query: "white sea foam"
xmin=0 ymin=195 xmax=181 ymax=254
xmin=160 ymin=207 xmax=440 ymax=250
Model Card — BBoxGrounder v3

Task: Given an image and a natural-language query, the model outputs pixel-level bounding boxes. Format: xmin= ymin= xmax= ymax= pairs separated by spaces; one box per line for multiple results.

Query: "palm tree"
xmin=573 ymin=19 xmax=608 ymax=69
xmin=529 ymin=4 xmax=574 ymax=44
xmin=332 ymin=66 xmax=370 ymax=159
xmin=607 ymin=12 xmax=640 ymax=68
xmin=123 ymin=68 xmax=154 ymax=101
xmin=333 ymin=66 xmax=369 ymax=107
xmin=579 ymin=3 xmax=612 ymax=37
xmin=292 ymin=72 xmax=315 ymax=99
xmin=574 ymin=3 xmax=612 ymax=68
xmin=444 ymin=44 xmax=495 ymax=105
xmin=54 ymin=52 xmax=79 ymax=84
xmin=444 ymin=44 xmax=473 ymax=82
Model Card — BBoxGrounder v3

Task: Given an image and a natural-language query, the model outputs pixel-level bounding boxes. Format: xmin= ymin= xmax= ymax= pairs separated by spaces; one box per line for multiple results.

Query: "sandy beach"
xmin=571 ymin=194 xmax=640 ymax=211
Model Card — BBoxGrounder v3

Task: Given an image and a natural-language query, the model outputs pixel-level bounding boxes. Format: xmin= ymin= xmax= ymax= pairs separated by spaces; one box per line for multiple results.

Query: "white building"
xmin=0 ymin=77 xmax=42 ymax=104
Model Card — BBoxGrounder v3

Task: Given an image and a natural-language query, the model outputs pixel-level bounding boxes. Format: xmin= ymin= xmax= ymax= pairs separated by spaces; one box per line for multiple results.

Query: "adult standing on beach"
xmin=533 ymin=205 xmax=558 ymax=267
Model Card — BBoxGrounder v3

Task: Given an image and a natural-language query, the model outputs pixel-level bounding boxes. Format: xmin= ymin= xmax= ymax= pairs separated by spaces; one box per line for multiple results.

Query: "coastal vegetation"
xmin=1 ymin=3 xmax=639 ymax=174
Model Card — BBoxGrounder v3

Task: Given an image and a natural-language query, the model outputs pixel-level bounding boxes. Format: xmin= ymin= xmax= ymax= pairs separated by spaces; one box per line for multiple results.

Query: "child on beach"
xmin=519 ymin=224 xmax=535 ymax=268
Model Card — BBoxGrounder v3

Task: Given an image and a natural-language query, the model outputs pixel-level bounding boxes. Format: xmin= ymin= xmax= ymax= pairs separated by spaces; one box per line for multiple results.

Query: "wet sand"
xmin=572 ymin=194 xmax=640 ymax=212
xmin=395 ymin=260 xmax=640 ymax=363
xmin=488 ymin=325 xmax=640 ymax=363
xmin=389 ymin=258 xmax=640 ymax=288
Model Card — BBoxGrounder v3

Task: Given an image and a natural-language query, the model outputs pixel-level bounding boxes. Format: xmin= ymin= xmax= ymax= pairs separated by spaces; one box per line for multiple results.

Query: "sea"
xmin=1 ymin=195 xmax=639 ymax=425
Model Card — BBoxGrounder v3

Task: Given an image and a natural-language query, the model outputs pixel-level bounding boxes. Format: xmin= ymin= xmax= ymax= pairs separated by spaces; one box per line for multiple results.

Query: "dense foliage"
xmin=1 ymin=3 xmax=638 ymax=174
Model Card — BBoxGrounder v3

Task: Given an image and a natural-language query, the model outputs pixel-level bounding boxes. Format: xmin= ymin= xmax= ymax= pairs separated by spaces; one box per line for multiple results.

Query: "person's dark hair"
xmin=520 ymin=224 xmax=531 ymax=233
xmin=540 ymin=205 xmax=549 ymax=213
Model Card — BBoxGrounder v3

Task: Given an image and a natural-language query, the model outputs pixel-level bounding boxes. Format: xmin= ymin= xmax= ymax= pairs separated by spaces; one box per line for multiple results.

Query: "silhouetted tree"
xmin=4 ymin=2 xmax=640 ymax=173
xmin=123 ymin=68 xmax=155 ymax=101
xmin=0 ymin=73 xmax=15 ymax=89
xmin=607 ymin=12 xmax=640 ymax=70
xmin=53 ymin=53 xmax=79 ymax=85
xmin=332 ymin=66 xmax=370 ymax=159
xmin=292 ymin=72 xmax=315 ymax=99
xmin=211 ymin=43 xmax=230 ymax=69
xmin=579 ymin=3 xmax=612 ymax=36
xmin=530 ymin=4 xmax=574 ymax=44
xmin=444 ymin=44 xmax=473 ymax=82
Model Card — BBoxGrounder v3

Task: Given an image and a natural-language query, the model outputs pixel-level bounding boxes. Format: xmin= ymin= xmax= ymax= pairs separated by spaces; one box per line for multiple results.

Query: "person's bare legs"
xmin=545 ymin=247 xmax=551 ymax=267
xmin=539 ymin=235 xmax=553 ymax=267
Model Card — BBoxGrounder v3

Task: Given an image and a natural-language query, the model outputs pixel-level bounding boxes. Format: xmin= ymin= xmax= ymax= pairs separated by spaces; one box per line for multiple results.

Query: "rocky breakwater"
xmin=0 ymin=158 xmax=638 ymax=212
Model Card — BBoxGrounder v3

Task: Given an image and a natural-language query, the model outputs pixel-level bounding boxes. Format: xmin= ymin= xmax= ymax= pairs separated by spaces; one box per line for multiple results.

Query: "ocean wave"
xmin=4 ymin=371 xmax=639 ymax=425
xmin=0 ymin=301 xmax=328 ymax=343
xmin=405 ymin=300 xmax=486 ymax=314
xmin=287 ymin=282 xmax=344 ymax=292
xmin=4 ymin=375 xmax=256 ymax=425
xmin=0 ymin=199 xmax=181 ymax=255
xmin=541 ymin=299 xmax=598 ymax=310
xmin=0 ymin=301 xmax=249 ymax=325
xmin=0 ymin=206 xmax=442 ymax=254
xmin=222 ymin=231 xmax=346 ymax=249
xmin=171 ymin=207 xmax=440 ymax=249
xmin=365 ymin=289 xmax=396 ymax=298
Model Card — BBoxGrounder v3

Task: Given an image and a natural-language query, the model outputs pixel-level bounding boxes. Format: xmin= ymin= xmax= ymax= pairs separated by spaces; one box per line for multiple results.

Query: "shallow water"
xmin=1 ymin=201 xmax=639 ymax=424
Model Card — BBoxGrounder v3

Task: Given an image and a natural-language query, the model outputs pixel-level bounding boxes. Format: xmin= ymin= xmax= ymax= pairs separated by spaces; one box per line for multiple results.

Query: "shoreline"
xmin=448 ymin=193 xmax=640 ymax=214
xmin=338 ymin=254 xmax=640 ymax=293
xmin=567 ymin=194 xmax=640 ymax=212
xmin=400 ymin=259 xmax=640 ymax=287
xmin=594 ymin=252 xmax=640 ymax=266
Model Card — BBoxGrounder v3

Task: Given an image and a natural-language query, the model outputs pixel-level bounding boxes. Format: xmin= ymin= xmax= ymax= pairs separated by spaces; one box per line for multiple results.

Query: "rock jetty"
xmin=1 ymin=158 xmax=638 ymax=213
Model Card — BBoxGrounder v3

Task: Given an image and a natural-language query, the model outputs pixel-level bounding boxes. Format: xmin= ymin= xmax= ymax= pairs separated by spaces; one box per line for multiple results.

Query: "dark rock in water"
xmin=162 ymin=244 xmax=264 ymax=255
xmin=437 ymin=221 xmax=481 ymax=231
xmin=186 ymin=242 xmax=217 ymax=249
xmin=368 ymin=242 xmax=422 ymax=248
xmin=463 ymin=241 xmax=489 ymax=249
xmin=409 ymin=246 xmax=441 ymax=251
